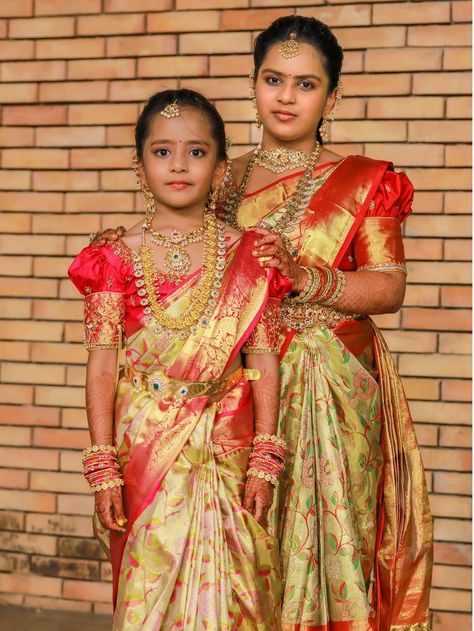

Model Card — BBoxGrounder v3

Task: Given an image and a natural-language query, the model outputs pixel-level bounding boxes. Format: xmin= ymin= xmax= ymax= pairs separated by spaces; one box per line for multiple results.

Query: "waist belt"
xmin=281 ymin=301 xmax=365 ymax=332
xmin=125 ymin=365 xmax=260 ymax=403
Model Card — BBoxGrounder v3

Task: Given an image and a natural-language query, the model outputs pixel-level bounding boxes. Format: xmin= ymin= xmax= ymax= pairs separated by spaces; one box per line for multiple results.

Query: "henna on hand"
xmin=333 ymin=270 xmax=406 ymax=315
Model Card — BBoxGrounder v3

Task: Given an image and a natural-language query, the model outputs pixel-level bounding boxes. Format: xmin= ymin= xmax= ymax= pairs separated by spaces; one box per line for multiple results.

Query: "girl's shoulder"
xmin=68 ymin=240 xmax=132 ymax=296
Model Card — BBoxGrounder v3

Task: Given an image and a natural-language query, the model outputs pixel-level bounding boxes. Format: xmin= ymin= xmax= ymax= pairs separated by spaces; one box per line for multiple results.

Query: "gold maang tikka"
xmin=160 ymin=100 xmax=181 ymax=119
xmin=249 ymin=73 xmax=262 ymax=130
xmin=279 ymin=32 xmax=299 ymax=59
xmin=132 ymin=153 xmax=155 ymax=219
xmin=319 ymin=80 xmax=343 ymax=143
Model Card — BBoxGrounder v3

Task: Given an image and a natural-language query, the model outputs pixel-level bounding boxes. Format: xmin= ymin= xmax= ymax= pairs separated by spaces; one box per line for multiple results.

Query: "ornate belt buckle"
xmin=147 ymin=370 xmax=170 ymax=400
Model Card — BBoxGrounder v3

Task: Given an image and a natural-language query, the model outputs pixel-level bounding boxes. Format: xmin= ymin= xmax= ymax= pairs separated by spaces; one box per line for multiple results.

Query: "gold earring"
xmin=206 ymin=186 xmax=219 ymax=215
xmin=249 ymin=73 xmax=262 ymax=130
xmin=319 ymin=116 xmax=331 ymax=142
xmin=319 ymin=80 xmax=343 ymax=143
xmin=132 ymin=153 xmax=156 ymax=219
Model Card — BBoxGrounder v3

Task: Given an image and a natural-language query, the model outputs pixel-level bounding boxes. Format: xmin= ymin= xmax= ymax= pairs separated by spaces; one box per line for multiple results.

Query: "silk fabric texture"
xmin=69 ymin=232 xmax=287 ymax=630
xmin=226 ymin=156 xmax=433 ymax=631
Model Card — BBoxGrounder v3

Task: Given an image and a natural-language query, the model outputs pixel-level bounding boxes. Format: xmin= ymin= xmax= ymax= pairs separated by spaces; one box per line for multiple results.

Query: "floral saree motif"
xmin=69 ymin=232 xmax=284 ymax=630
xmin=232 ymin=156 xmax=433 ymax=631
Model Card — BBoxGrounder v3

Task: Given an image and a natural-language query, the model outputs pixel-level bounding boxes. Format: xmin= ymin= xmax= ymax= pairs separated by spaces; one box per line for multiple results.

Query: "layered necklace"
xmin=148 ymin=224 xmax=205 ymax=284
xmin=222 ymin=142 xmax=321 ymax=257
xmin=133 ymin=212 xmax=227 ymax=337
xmin=254 ymin=144 xmax=308 ymax=174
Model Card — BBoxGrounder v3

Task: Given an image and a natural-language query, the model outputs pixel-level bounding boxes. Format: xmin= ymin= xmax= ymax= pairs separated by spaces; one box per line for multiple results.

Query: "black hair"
xmin=253 ymin=15 xmax=344 ymax=143
xmin=135 ymin=88 xmax=227 ymax=161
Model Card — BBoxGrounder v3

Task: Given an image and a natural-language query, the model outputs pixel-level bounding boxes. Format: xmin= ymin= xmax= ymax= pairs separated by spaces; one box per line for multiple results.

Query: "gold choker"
xmin=254 ymin=145 xmax=309 ymax=174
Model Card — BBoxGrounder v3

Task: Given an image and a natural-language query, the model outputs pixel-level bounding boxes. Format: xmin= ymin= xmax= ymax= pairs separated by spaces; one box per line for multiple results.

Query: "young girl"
xmin=69 ymin=89 xmax=288 ymax=630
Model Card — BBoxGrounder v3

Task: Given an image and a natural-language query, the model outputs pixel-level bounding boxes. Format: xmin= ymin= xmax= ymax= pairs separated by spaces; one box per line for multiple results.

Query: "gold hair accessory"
xmin=279 ymin=32 xmax=299 ymax=59
xmin=132 ymin=152 xmax=156 ymax=219
xmin=160 ymin=100 xmax=181 ymax=119
xmin=249 ymin=73 xmax=262 ymax=130
xmin=319 ymin=79 xmax=343 ymax=143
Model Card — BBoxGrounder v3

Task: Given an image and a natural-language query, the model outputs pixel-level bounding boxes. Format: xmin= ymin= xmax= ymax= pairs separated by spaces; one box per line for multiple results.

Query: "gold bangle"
xmin=246 ymin=468 xmax=279 ymax=487
xmin=253 ymin=433 xmax=287 ymax=450
xmin=82 ymin=444 xmax=117 ymax=460
xmin=90 ymin=478 xmax=124 ymax=493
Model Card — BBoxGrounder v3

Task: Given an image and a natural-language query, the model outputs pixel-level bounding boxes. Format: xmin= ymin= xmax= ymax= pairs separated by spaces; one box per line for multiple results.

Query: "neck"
xmin=260 ymin=130 xmax=317 ymax=155
xmin=149 ymin=201 xmax=206 ymax=232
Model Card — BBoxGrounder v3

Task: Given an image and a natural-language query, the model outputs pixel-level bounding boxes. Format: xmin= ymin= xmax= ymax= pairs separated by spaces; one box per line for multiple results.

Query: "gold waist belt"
xmin=125 ymin=365 xmax=260 ymax=403
xmin=281 ymin=301 xmax=365 ymax=331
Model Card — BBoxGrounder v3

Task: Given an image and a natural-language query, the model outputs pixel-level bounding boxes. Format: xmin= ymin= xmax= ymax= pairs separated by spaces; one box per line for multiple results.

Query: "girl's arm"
xmin=243 ymin=352 xmax=280 ymax=523
xmin=86 ymin=350 xmax=126 ymax=532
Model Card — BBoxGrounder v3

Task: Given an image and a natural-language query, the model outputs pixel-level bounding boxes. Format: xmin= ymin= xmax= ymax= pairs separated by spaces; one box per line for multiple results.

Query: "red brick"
xmin=62 ymin=409 xmax=88 ymax=429
xmin=407 ymin=215 xmax=470 ymax=239
xmin=57 ymin=494 xmax=94 ymax=516
xmin=33 ymin=171 xmax=99 ymax=192
xmin=0 ymin=0 xmax=32 ymax=17
xmin=1 ymin=60 xmax=65 ymax=82
xmin=441 ymin=379 xmax=471 ymax=401
xmin=382 ymin=330 xmax=437 ymax=353
xmin=23 ymin=596 xmax=92 ymax=613
xmin=439 ymin=426 xmax=472 ymax=448
xmin=137 ymin=55 xmax=208 ymax=78
xmin=33 ymin=428 xmax=88 ymax=449
xmin=410 ymin=401 xmax=471 ymax=426
xmin=366 ymin=48 xmax=441 ymax=72
xmin=106 ymin=34 xmax=176 ymax=57
xmin=0 ymin=320 xmax=62 ymax=342
xmin=40 ymin=81 xmax=108 ymax=103
xmin=148 ymin=10 xmax=219 ymax=32
xmin=105 ymin=0 xmax=172 ymax=10
xmin=35 ymin=0 xmax=101 ymax=15
xmin=105 ymin=125 xmax=135 ymax=146
xmin=68 ymin=103 xmax=138 ymax=126
xmin=0 ymin=277 xmax=58 ymax=298
xmin=70 ymin=147 xmax=132 ymax=170
xmin=0 ymin=83 xmax=37 ymax=104
xmin=433 ymin=564 xmax=471 ymax=589
xmin=68 ymin=58 xmax=135 ymax=80
xmin=422 ymin=448 xmax=471 ymax=472
xmin=2 ymin=361 xmax=66 ymax=385
xmin=0 ymin=405 xmax=59 ymax=427
xmin=342 ymin=73 xmax=411 ymax=96
xmin=0 ymin=469 xmax=29 ymax=490
xmin=2 ymin=149 xmax=68 ymax=169
xmin=63 ymin=579 xmax=112 ymax=603
xmin=0 ymin=490 xmax=56 ymax=515
xmin=333 ymin=26 xmax=405 ymax=50
xmin=178 ymin=0 xmax=246 ymax=6
xmin=332 ymin=120 xmax=406 ymax=142
xmin=31 ymin=342 xmax=84 ymax=364
xmin=109 ymin=78 xmax=177 ymax=101
xmin=434 ymin=471 xmax=471 ymax=495
xmin=77 ymin=13 xmax=145 ymax=36
xmin=373 ymin=1 xmax=450 ymax=24
xmin=36 ymin=37 xmax=106 ymax=59
xmin=0 ymin=447 xmax=59 ymax=470
xmin=399 ymin=353 xmax=471 ymax=379
xmin=0 ymin=235 xmax=65 ymax=256
xmin=35 ymin=386 xmax=85 ymax=408
xmin=444 ymin=238 xmax=471 ymax=262
xmin=409 ymin=120 xmax=471 ymax=143
xmin=100 ymin=170 xmax=136 ymax=191
xmin=221 ymin=8 xmax=292 ymax=31
xmin=9 ymin=16 xmax=74 ymax=39
xmin=452 ymin=0 xmax=472 ymax=22
xmin=33 ymin=299 xmax=82 ymax=321
xmin=65 ymin=192 xmax=134 ymax=213
xmin=33 ymin=257 xmax=74 ymax=278
xmin=26 ymin=513 xmax=93 ymax=537
xmin=446 ymin=96 xmax=471 ymax=119
xmin=403 ymin=377 xmax=439 ymax=400
xmin=367 ymin=96 xmax=443 ymax=119
xmin=444 ymin=192 xmax=472 ymax=214
xmin=439 ymin=332 xmax=471 ymax=354
xmin=3 ymin=105 xmax=66 ymax=126
xmin=444 ymin=47 xmax=471 ymax=70
xmin=0 ymin=40 xmax=34 ymax=60
xmin=0 ymin=213 xmax=30 ymax=232
xmin=0 ymin=341 xmax=30 ymax=361
xmin=31 ymin=471 xmax=88 ymax=494
xmin=446 ymin=145 xmax=471 ymax=167
xmin=408 ymin=24 xmax=471 ymax=46
xmin=180 ymin=32 xmax=251 ymax=54
xmin=403 ymin=307 xmax=470 ymax=332
xmin=412 ymin=192 xmax=443 ymax=214
xmin=36 ymin=126 xmax=106 ymax=148
xmin=414 ymin=71 xmax=471 ymax=96
xmin=0 ymin=572 xmax=61 ymax=597
xmin=432 ymin=613 xmax=472 ymax=631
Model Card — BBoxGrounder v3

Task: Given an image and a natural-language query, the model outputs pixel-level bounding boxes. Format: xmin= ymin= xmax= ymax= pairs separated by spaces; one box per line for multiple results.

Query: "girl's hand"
xmin=95 ymin=486 xmax=127 ymax=532
xmin=243 ymin=476 xmax=274 ymax=524
xmin=251 ymin=228 xmax=307 ymax=292
xmin=91 ymin=226 xmax=126 ymax=245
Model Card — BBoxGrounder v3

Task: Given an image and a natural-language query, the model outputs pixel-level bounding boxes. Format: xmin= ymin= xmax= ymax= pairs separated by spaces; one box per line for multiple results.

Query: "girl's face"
xmin=255 ymin=42 xmax=336 ymax=144
xmin=138 ymin=108 xmax=225 ymax=213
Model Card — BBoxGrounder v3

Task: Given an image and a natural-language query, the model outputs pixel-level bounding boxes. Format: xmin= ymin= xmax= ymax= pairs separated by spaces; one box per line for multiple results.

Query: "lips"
xmin=167 ymin=181 xmax=191 ymax=190
xmin=273 ymin=109 xmax=297 ymax=122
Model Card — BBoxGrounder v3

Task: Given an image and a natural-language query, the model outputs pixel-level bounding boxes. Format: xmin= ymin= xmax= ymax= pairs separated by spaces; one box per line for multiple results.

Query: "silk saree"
xmin=69 ymin=231 xmax=284 ymax=630
xmin=227 ymin=156 xmax=433 ymax=631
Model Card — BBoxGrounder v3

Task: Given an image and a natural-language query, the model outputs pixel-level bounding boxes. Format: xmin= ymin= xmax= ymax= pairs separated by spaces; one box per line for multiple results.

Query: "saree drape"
xmin=69 ymin=232 xmax=284 ymax=630
xmin=231 ymin=156 xmax=433 ymax=631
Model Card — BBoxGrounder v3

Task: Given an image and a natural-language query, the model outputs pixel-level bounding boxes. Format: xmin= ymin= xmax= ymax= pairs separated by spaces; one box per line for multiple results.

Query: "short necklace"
xmin=222 ymin=142 xmax=321 ymax=257
xmin=133 ymin=212 xmax=227 ymax=337
xmin=148 ymin=224 xmax=205 ymax=283
xmin=254 ymin=144 xmax=309 ymax=174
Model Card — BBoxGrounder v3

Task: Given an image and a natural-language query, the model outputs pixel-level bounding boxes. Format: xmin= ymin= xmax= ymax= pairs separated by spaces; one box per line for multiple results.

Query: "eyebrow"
xmin=150 ymin=139 xmax=211 ymax=147
xmin=261 ymin=67 xmax=322 ymax=82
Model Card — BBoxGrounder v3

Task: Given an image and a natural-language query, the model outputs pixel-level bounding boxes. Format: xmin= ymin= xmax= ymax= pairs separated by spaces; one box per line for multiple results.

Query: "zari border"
xmin=391 ymin=624 xmax=430 ymax=631
xmin=358 ymin=262 xmax=407 ymax=274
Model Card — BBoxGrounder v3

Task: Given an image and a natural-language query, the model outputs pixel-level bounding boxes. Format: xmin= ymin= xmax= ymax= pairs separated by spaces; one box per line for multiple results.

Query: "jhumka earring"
xmin=249 ymin=73 xmax=262 ymax=130
xmin=279 ymin=32 xmax=300 ymax=59
xmin=205 ymin=186 xmax=219 ymax=215
xmin=132 ymin=153 xmax=156 ymax=220
xmin=319 ymin=79 xmax=343 ymax=143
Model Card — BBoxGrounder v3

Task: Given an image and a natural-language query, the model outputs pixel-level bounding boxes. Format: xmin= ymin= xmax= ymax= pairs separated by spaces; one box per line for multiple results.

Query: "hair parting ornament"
xmin=160 ymin=100 xmax=181 ymax=119
xmin=279 ymin=31 xmax=300 ymax=59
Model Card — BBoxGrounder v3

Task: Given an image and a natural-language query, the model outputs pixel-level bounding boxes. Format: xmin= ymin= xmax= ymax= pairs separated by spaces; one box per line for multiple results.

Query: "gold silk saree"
xmin=69 ymin=231 xmax=285 ymax=630
xmin=226 ymin=155 xmax=433 ymax=631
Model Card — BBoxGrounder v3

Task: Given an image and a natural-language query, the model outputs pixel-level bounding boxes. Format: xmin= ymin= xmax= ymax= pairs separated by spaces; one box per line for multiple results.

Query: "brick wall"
xmin=0 ymin=1 xmax=470 ymax=627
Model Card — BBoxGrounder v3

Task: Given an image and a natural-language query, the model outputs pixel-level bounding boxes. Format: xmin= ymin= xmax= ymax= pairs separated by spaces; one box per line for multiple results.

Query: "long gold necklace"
xmin=222 ymin=142 xmax=321 ymax=257
xmin=148 ymin=224 xmax=205 ymax=283
xmin=254 ymin=144 xmax=309 ymax=174
xmin=133 ymin=213 xmax=227 ymax=336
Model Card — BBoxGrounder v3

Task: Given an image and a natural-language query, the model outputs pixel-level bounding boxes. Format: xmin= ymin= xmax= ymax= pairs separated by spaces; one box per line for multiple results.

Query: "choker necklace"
xmin=222 ymin=142 xmax=321 ymax=258
xmin=254 ymin=144 xmax=309 ymax=174
xmin=148 ymin=225 xmax=206 ymax=283
xmin=133 ymin=213 xmax=227 ymax=337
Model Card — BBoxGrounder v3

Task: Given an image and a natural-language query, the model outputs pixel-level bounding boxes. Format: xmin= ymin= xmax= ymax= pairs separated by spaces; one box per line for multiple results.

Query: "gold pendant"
xmin=164 ymin=245 xmax=191 ymax=281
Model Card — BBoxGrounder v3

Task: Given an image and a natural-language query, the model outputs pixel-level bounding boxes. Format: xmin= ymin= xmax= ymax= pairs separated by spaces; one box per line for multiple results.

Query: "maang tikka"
xmin=319 ymin=80 xmax=343 ymax=143
xmin=132 ymin=153 xmax=155 ymax=220
xmin=249 ymin=73 xmax=262 ymax=130
xmin=279 ymin=32 xmax=299 ymax=59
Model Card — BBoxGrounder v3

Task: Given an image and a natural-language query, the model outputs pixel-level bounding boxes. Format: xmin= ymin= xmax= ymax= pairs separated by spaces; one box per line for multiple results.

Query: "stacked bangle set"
xmin=246 ymin=433 xmax=287 ymax=487
xmin=295 ymin=266 xmax=346 ymax=306
xmin=82 ymin=444 xmax=124 ymax=493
